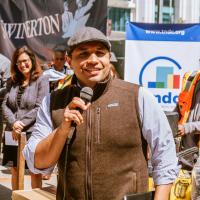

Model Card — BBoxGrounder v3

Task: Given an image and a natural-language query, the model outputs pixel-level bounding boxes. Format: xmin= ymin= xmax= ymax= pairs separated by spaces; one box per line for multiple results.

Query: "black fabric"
xmin=16 ymin=85 xmax=26 ymax=106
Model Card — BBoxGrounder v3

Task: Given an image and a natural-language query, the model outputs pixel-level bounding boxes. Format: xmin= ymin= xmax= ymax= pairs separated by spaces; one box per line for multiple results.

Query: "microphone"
xmin=67 ymin=87 xmax=93 ymax=143
xmin=80 ymin=86 xmax=93 ymax=105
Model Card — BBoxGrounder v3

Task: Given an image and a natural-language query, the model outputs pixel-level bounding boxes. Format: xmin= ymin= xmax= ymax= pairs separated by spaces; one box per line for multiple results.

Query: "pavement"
xmin=0 ymin=155 xmax=57 ymax=200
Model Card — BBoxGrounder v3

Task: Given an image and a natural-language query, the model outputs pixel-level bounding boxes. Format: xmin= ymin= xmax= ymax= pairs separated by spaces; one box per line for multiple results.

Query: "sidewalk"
xmin=0 ymin=157 xmax=57 ymax=200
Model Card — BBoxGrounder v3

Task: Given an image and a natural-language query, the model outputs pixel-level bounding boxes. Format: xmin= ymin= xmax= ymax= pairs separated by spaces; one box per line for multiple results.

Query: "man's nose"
xmin=87 ymin=53 xmax=99 ymax=63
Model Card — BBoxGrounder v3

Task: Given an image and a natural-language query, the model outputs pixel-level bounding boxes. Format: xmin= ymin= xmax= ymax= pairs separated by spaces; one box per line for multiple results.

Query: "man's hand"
xmin=177 ymin=125 xmax=185 ymax=136
xmin=61 ymin=97 xmax=91 ymax=129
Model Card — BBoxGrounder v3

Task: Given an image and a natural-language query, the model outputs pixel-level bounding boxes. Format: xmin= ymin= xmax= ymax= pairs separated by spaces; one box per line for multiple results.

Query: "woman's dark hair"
xmin=10 ymin=46 xmax=42 ymax=84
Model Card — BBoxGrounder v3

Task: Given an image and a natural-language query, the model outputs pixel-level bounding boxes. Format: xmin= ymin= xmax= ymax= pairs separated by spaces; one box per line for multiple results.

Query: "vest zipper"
xmin=96 ymin=107 xmax=101 ymax=144
xmin=86 ymin=108 xmax=93 ymax=200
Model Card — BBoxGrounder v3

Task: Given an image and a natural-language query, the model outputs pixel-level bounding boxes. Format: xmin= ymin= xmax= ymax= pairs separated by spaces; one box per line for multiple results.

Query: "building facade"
xmin=107 ymin=0 xmax=200 ymax=79
xmin=108 ymin=0 xmax=200 ymax=35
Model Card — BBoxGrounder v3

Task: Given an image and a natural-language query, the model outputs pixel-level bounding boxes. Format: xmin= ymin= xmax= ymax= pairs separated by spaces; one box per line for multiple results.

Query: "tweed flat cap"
xmin=68 ymin=27 xmax=111 ymax=54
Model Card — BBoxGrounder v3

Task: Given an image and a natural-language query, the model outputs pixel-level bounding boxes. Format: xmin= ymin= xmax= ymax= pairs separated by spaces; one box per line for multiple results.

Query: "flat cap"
xmin=68 ymin=27 xmax=111 ymax=55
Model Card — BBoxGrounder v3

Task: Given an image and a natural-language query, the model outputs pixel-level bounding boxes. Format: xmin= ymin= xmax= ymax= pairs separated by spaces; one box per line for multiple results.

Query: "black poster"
xmin=0 ymin=0 xmax=107 ymax=62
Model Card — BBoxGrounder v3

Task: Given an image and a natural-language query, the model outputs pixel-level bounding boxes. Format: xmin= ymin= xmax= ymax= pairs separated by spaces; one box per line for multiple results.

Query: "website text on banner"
xmin=125 ymin=22 xmax=200 ymax=111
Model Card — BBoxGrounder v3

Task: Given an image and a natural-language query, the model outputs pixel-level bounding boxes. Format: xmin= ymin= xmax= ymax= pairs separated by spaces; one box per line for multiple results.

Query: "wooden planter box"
xmin=12 ymin=187 xmax=56 ymax=200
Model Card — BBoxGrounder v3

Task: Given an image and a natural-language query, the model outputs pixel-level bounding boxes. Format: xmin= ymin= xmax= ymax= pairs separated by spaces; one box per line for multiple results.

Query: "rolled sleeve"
xmin=23 ymin=94 xmax=55 ymax=174
xmin=23 ymin=137 xmax=54 ymax=174
xmin=138 ymin=87 xmax=179 ymax=185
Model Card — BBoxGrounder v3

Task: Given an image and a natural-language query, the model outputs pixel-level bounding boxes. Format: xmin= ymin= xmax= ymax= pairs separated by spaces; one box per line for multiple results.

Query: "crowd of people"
xmin=0 ymin=26 xmax=200 ymax=199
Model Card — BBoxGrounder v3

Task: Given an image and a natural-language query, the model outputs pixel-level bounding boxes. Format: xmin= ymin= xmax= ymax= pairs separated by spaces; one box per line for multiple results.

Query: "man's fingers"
xmin=64 ymin=109 xmax=84 ymax=125
xmin=62 ymin=97 xmax=91 ymax=127
xmin=68 ymin=97 xmax=88 ymax=111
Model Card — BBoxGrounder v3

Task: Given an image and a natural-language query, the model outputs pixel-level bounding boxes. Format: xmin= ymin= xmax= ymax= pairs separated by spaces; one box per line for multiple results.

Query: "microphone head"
xmin=80 ymin=87 xmax=93 ymax=103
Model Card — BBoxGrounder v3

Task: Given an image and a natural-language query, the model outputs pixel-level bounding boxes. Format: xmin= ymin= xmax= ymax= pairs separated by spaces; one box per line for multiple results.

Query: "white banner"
xmin=125 ymin=22 xmax=200 ymax=111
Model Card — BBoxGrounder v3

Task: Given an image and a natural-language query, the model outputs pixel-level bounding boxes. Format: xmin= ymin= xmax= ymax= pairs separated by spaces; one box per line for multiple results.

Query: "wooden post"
xmin=16 ymin=132 xmax=26 ymax=190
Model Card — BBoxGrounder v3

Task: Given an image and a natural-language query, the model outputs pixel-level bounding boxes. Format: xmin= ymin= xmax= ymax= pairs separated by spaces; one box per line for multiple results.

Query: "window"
xmin=108 ymin=7 xmax=130 ymax=31
xmin=155 ymin=0 xmax=175 ymax=23
xmin=163 ymin=0 xmax=174 ymax=7
xmin=155 ymin=0 xmax=174 ymax=7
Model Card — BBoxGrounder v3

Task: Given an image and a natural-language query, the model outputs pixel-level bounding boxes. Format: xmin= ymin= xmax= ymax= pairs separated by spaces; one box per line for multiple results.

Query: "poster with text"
xmin=125 ymin=22 xmax=200 ymax=111
xmin=0 ymin=0 xmax=107 ymax=62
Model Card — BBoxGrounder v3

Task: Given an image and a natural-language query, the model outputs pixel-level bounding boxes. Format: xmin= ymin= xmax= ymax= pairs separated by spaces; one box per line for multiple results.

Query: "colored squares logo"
xmin=148 ymin=66 xmax=180 ymax=89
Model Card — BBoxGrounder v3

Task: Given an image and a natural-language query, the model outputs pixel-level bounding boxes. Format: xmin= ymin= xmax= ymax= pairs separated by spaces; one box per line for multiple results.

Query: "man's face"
xmin=69 ymin=42 xmax=111 ymax=88
xmin=53 ymin=51 xmax=65 ymax=72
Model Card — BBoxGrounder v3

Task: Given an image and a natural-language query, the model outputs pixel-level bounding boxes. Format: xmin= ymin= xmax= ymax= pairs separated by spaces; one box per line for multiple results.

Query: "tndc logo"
xmin=139 ymin=56 xmax=182 ymax=104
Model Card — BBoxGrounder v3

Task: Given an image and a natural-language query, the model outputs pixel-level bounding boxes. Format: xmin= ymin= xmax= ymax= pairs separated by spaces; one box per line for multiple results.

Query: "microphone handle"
xmin=66 ymin=126 xmax=76 ymax=145
xmin=66 ymin=107 xmax=83 ymax=144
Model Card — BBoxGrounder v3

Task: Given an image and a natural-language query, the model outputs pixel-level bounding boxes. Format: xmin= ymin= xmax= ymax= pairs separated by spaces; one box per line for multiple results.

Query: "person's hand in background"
xmin=177 ymin=124 xmax=185 ymax=136
xmin=12 ymin=121 xmax=25 ymax=140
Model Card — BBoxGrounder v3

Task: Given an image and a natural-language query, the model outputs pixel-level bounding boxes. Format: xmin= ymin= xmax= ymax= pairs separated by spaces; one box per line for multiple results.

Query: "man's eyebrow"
xmin=96 ymin=47 xmax=107 ymax=50
xmin=76 ymin=47 xmax=88 ymax=51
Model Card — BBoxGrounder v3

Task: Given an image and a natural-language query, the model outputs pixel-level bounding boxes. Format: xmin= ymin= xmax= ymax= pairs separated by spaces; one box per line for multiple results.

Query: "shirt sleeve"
xmin=182 ymin=90 xmax=200 ymax=134
xmin=138 ymin=87 xmax=180 ymax=185
xmin=2 ymin=81 xmax=16 ymax=128
xmin=23 ymin=94 xmax=55 ymax=174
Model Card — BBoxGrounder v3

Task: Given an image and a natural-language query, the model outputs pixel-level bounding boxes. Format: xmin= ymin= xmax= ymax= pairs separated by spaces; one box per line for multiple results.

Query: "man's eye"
xmin=96 ymin=51 xmax=106 ymax=57
xmin=78 ymin=52 xmax=89 ymax=58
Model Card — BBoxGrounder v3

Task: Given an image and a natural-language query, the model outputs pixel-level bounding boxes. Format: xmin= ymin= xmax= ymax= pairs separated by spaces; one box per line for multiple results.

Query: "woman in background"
xmin=2 ymin=46 xmax=49 ymax=190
